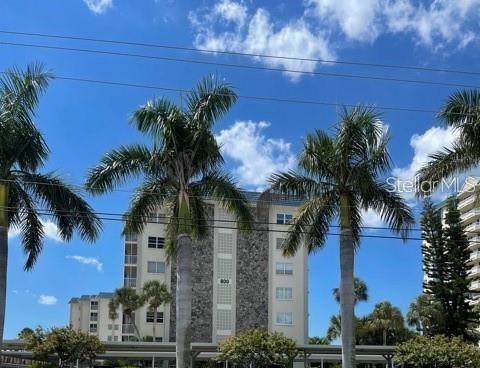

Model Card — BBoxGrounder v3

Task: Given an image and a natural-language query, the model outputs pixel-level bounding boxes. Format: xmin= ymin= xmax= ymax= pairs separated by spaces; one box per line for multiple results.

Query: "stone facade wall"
xmin=169 ymin=204 xmax=214 ymax=342
xmin=235 ymin=205 xmax=269 ymax=332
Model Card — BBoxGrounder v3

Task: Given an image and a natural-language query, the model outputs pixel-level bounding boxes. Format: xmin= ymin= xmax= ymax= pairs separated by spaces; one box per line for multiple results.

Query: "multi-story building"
xmin=69 ymin=193 xmax=309 ymax=343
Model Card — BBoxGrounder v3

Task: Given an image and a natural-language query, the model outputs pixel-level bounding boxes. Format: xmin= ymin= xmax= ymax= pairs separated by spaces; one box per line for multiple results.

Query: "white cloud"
xmin=306 ymin=0 xmax=382 ymax=42
xmin=361 ymin=209 xmax=384 ymax=228
xmin=215 ymin=121 xmax=296 ymax=189
xmin=8 ymin=219 xmax=62 ymax=242
xmin=392 ymin=125 xmax=460 ymax=200
xmin=83 ymin=0 xmax=113 ymax=14
xmin=66 ymin=255 xmax=103 ymax=271
xmin=190 ymin=1 xmax=480 ymax=76
xmin=190 ymin=3 xmax=335 ymax=82
xmin=38 ymin=294 xmax=57 ymax=306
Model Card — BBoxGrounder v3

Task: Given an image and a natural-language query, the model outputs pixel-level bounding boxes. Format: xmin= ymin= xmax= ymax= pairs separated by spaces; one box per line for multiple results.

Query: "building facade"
xmin=69 ymin=194 xmax=309 ymax=343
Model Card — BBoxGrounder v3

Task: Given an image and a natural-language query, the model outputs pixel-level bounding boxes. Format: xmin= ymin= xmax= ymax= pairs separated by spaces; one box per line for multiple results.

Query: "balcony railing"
xmin=124 ymin=255 xmax=137 ymax=264
xmin=471 ymin=280 xmax=480 ymax=290
xmin=465 ymin=222 xmax=480 ymax=233
xmin=470 ymin=251 xmax=480 ymax=262
xmin=122 ymin=324 xmax=135 ymax=334
xmin=459 ymin=196 xmax=475 ymax=209
xmin=469 ymin=265 xmax=480 ymax=276
xmin=461 ymin=209 xmax=480 ymax=222
xmin=124 ymin=277 xmax=137 ymax=288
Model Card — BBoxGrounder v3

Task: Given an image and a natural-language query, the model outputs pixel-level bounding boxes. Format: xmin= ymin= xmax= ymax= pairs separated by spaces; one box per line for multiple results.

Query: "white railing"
xmin=124 ymin=277 xmax=136 ymax=288
xmin=469 ymin=265 xmax=480 ymax=276
xmin=471 ymin=280 xmax=480 ymax=290
xmin=461 ymin=209 xmax=480 ymax=221
xmin=470 ymin=251 xmax=480 ymax=262
xmin=459 ymin=196 xmax=475 ymax=209
xmin=124 ymin=255 xmax=137 ymax=264
xmin=465 ymin=222 xmax=480 ymax=233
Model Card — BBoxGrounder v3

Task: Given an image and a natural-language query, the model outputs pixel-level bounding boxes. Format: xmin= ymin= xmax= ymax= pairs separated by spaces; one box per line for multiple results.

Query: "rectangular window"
xmin=276 ymin=238 xmax=286 ymax=250
xmin=148 ymin=237 xmax=165 ymax=249
xmin=90 ymin=312 xmax=98 ymax=321
xmin=147 ymin=261 xmax=165 ymax=274
xmin=125 ymin=233 xmax=138 ymax=242
xmin=276 ymin=287 xmax=293 ymax=300
xmin=90 ymin=300 xmax=98 ymax=310
xmin=89 ymin=324 xmax=97 ymax=333
xmin=146 ymin=311 xmax=164 ymax=323
xmin=276 ymin=262 xmax=293 ymax=275
xmin=155 ymin=337 xmax=163 ymax=342
xmin=107 ymin=335 xmax=112 ymax=342
xmin=276 ymin=312 xmax=293 ymax=325
xmin=276 ymin=213 xmax=293 ymax=225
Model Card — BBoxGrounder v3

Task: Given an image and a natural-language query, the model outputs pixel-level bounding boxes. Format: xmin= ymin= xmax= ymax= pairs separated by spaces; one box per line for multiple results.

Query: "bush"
xmin=216 ymin=330 xmax=298 ymax=368
xmin=394 ymin=335 xmax=480 ymax=368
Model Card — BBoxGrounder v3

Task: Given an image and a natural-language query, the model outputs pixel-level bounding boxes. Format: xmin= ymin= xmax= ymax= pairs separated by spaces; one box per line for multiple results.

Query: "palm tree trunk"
xmin=382 ymin=330 xmax=387 ymax=346
xmin=176 ymin=234 xmax=192 ymax=368
xmin=339 ymin=193 xmax=355 ymax=368
xmin=0 ymin=184 xmax=9 ymax=348
xmin=153 ymin=308 xmax=157 ymax=342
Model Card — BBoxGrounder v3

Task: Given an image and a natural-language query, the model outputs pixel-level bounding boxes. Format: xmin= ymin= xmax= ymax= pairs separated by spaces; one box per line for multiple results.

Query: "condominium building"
xmin=431 ymin=177 xmax=480 ymax=299
xmin=69 ymin=193 xmax=309 ymax=343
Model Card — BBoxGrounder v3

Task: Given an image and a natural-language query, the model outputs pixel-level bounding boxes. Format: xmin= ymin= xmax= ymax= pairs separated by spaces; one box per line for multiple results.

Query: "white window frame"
xmin=276 ymin=312 xmax=293 ymax=325
xmin=276 ymin=262 xmax=293 ymax=275
xmin=148 ymin=236 xmax=165 ymax=249
xmin=276 ymin=213 xmax=293 ymax=225
xmin=276 ymin=287 xmax=293 ymax=300
xmin=147 ymin=261 xmax=165 ymax=274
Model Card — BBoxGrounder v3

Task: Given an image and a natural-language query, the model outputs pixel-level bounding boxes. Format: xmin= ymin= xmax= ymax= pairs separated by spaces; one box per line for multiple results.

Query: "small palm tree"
xmin=0 ymin=64 xmax=101 ymax=346
xmin=333 ymin=277 xmax=369 ymax=305
xmin=86 ymin=77 xmax=253 ymax=368
xmin=142 ymin=280 xmax=172 ymax=342
xmin=407 ymin=294 xmax=444 ymax=336
xmin=269 ymin=106 xmax=414 ymax=368
xmin=369 ymin=301 xmax=405 ymax=345
xmin=108 ymin=299 xmax=119 ymax=342
xmin=416 ymin=90 xmax=480 ymax=192
xmin=326 ymin=315 xmax=342 ymax=342
xmin=112 ymin=287 xmax=145 ymax=340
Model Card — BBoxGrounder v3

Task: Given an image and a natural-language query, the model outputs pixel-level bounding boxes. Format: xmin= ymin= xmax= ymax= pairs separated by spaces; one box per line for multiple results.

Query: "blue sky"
xmin=1 ymin=0 xmax=480 ymax=339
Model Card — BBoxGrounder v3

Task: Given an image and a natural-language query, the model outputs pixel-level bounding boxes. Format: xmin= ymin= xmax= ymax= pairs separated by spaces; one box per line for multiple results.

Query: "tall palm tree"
xmin=86 ymin=77 xmax=253 ymax=368
xmin=142 ymin=280 xmax=172 ymax=342
xmin=369 ymin=301 xmax=405 ymax=345
xmin=269 ymin=106 xmax=414 ymax=368
xmin=112 ymin=287 xmax=145 ymax=340
xmin=0 ymin=64 xmax=101 ymax=346
xmin=416 ymin=90 xmax=480 ymax=192
xmin=108 ymin=299 xmax=119 ymax=342
xmin=333 ymin=277 xmax=368 ymax=305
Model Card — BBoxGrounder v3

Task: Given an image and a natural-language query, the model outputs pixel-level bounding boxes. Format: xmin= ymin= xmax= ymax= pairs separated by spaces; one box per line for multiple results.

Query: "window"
xmin=155 ymin=337 xmax=163 ymax=342
xmin=107 ymin=335 xmax=118 ymax=342
xmin=276 ymin=312 xmax=293 ymax=325
xmin=148 ymin=213 xmax=167 ymax=224
xmin=125 ymin=233 xmax=138 ymax=242
xmin=146 ymin=311 xmax=164 ymax=323
xmin=148 ymin=237 xmax=165 ymax=249
xmin=90 ymin=312 xmax=98 ymax=321
xmin=89 ymin=323 xmax=97 ymax=333
xmin=276 ymin=262 xmax=293 ymax=275
xmin=108 ymin=324 xmax=119 ymax=331
xmin=276 ymin=238 xmax=286 ymax=250
xmin=276 ymin=213 xmax=293 ymax=225
xmin=90 ymin=300 xmax=98 ymax=310
xmin=276 ymin=287 xmax=293 ymax=300
xmin=147 ymin=261 xmax=165 ymax=273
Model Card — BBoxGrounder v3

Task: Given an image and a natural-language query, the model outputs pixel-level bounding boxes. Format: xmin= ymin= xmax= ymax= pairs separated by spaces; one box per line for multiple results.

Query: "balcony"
xmin=469 ymin=265 xmax=480 ymax=276
xmin=124 ymin=277 xmax=137 ymax=288
xmin=461 ymin=209 xmax=480 ymax=222
xmin=471 ymin=280 xmax=480 ymax=290
xmin=122 ymin=324 xmax=135 ymax=334
xmin=465 ymin=222 xmax=480 ymax=233
xmin=124 ymin=255 xmax=137 ymax=265
xmin=470 ymin=251 xmax=480 ymax=263
xmin=458 ymin=196 xmax=475 ymax=210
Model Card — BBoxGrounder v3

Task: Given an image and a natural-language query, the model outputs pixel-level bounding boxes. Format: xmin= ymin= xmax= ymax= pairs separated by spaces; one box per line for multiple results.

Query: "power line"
xmin=2 ymin=70 xmax=477 ymax=117
xmin=2 ymin=29 xmax=479 ymax=77
xmin=2 ymin=40 xmax=480 ymax=90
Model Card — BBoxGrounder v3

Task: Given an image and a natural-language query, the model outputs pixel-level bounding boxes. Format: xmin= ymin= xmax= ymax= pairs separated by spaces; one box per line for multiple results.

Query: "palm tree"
xmin=416 ymin=90 xmax=480 ymax=192
xmin=369 ymin=301 xmax=405 ymax=345
xmin=326 ymin=315 xmax=342 ymax=342
xmin=406 ymin=294 xmax=444 ymax=336
xmin=85 ymin=77 xmax=253 ymax=368
xmin=142 ymin=280 xmax=172 ymax=342
xmin=333 ymin=277 xmax=368 ymax=305
xmin=112 ymin=287 xmax=145 ymax=340
xmin=308 ymin=336 xmax=330 ymax=345
xmin=269 ymin=106 xmax=414 ymax=368
xmin=108 ymin=299 xmax=119 ymax=342
xmin=0 ymin=64 xmax=101 ymax=346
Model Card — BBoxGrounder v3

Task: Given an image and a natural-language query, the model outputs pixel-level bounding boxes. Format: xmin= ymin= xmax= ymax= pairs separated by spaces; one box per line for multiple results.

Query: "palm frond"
xmin=269 ymin=170 xmax=332 ymax=199
xmin=193 ymin=171 xmax=253 ymax=232
xmin=298 ymin=130 xmax=337 ymax=182
xmin=186 ymin=76 xmax=237 ymax=128
xmin=439 ymin=89 xmax=480 ymax=128
xmin=17 ymin=171 xmax=101 ymax=242
xmin=85 ymin=144 xmax=152 ymax=195
xmin=416 ymin=143 xmax=480 ymax=196
xmin=282 ymin=191 xmax=338 ymax=256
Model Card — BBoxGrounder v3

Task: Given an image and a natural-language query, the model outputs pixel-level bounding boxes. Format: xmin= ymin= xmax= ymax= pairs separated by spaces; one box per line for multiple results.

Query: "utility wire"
xmin=2 ymin=29 xmax=480 ymax=77
xmin=2 ymin=40 xmax=480 ymax=90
